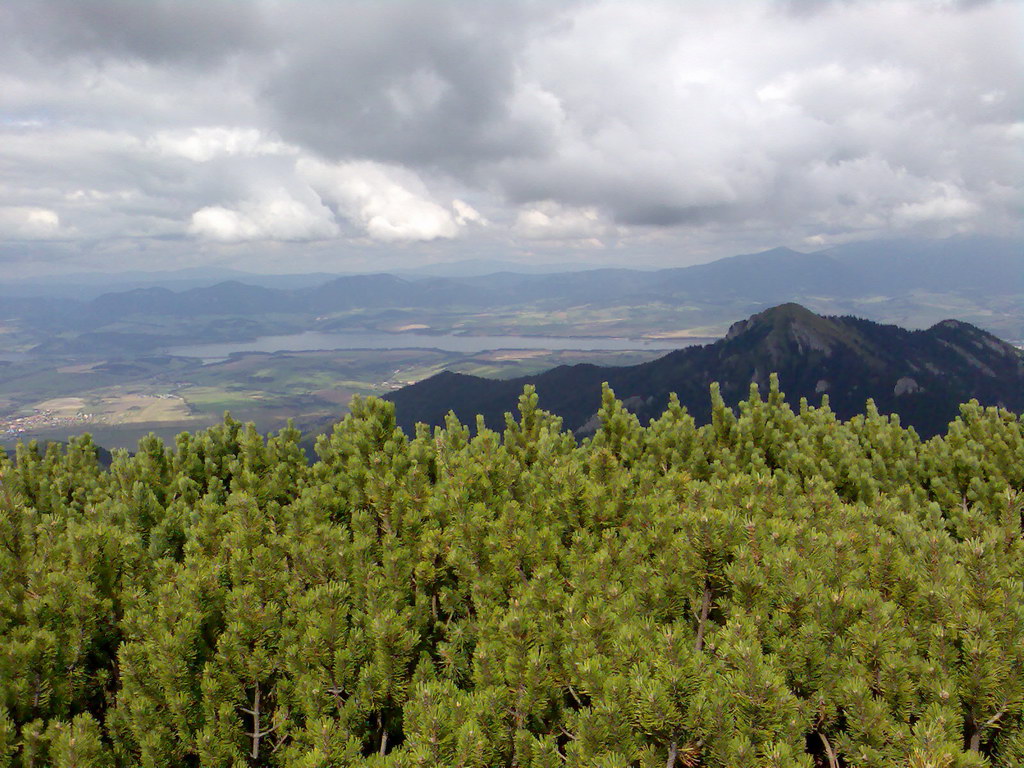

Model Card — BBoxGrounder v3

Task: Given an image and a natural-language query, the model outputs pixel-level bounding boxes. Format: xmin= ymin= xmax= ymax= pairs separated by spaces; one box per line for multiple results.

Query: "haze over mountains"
xmin=3 ymin=235 xmax=1022 ymax=342
xmin=0 ymin=260 xmax=600 ymax=301
xmin=386 ymin=303 xmax=1024 ymax=440
xmin=0 ymin=268 xmax=345 ymax=300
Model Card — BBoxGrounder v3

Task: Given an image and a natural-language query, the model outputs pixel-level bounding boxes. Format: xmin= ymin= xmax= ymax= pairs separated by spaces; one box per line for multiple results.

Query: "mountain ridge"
xmin=4 ymin=235 xmax=1021 ymax=351
xmin=385 ymin=303 xmax=1024 ymax=439
xmin=8 ymin=234 xmax=1021 ymax=309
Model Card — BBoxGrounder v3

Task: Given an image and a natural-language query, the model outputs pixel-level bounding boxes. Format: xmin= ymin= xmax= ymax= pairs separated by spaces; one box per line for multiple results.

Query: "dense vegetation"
xmin=0 ymin=377 xmax=1022 ymax=767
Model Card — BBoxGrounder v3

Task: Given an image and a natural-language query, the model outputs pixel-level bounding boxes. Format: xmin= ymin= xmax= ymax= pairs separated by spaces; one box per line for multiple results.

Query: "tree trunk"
xmin=965 ymin=710 xmax=982 ymax=753
xmin=666 ymin=740 xmax=678 ymax=768
xmin=968 ymin=728 xmax=981 ymax=753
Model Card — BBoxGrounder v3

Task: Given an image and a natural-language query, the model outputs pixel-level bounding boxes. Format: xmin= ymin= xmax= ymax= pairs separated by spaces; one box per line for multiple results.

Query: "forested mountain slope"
xmin=387 ymin=303 xmax=1024 ymax=438
xmin=0 ymin=388 xmax=1022 ymax=766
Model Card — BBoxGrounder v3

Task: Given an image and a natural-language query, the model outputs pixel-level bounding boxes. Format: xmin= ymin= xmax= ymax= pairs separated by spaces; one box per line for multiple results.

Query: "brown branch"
xmin=666 ymin=740 xmax=678 ymax=768
xmin=270 ymin=730 xmax=287 ymax=754
xmin=968 ymin=721 xmax=981 ymax=753
xmin=243 ymin=684 xmax=275 ymax=760
xmin=566 ymin=684 xmax=585 ymax=708
xmin=969 ymin=704 xmax=1011 ymax=752
xmin=819 ymin=731 xmax=839 ymax=768
xmin=695 ymin=585 xmax=712 ymax=653
xmin=378 ymin=711 xmax=388 ymax=756
xmin=984 ymin=705 xmax=1009 ymax=730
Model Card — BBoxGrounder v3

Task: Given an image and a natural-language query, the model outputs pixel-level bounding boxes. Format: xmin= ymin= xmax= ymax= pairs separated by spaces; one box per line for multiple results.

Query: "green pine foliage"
xmin=0 ymin=377 xmax=1022 ymax=766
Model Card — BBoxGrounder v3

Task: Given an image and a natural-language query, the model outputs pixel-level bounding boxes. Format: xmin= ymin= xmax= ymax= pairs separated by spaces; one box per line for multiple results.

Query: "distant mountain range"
xmin=3 ymin=234 xmax=1021 ymax=342
xmin=385 ymin=303 xmax=1024 ymax=439
xmin=0 ymin=267 xmax=347 ymax=300
xmin=0 ymin=259 xmax=607 ymax=300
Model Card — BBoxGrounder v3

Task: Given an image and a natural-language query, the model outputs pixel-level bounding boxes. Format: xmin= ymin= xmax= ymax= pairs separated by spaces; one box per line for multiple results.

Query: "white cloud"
xmin=452 ymin=199 xmax=485 ymax=226
xmin=514 ymin=201 xmax=611 ymax=240
xmin=893 ymin=183 xmax=980 ymax=225
xmin=299 ymin=158 xmax=463 ymax=243
xmin=0 ymin=206 xmax=62 ymax=238
xmin=150 ymin=127 xmax=295 ymax=162
xmin=188 ymin=190 xmax=339 ymax=243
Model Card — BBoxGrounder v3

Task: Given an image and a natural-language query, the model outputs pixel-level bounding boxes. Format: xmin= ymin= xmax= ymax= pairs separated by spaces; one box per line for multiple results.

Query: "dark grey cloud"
xmin=0 ymin=0 xmax=1020 ymax=275
xmin=260 ymin=2 xmax=562 ymax=170
xmin=1 ymin=0 xmax=267 ymax=65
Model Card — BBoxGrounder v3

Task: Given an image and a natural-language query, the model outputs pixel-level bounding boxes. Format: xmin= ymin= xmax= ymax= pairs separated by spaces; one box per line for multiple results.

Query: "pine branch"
xmin=984 ymin=705 xmax=1009 ymax=730
xmin=819 ymin=731 xmax=839 ymax=768
xmin=566 ymin=684 xmax=585 ymax=708
xmin=378 ymin=710 xmax=388 ymax=756
xmin=270 ymin=729 xmax=287 ymax=754
xmin=695 ymin=585 xmax=712 ymax=653
xmin=970 ymin=703 xmax=1012 ymax=752
xmin=32 ymin=671 xmax=42 ymax=710
xmin=243 ymin=684 xmax=271 ymax=760
xmin=666 ymin=740 xmax=678 ymax=768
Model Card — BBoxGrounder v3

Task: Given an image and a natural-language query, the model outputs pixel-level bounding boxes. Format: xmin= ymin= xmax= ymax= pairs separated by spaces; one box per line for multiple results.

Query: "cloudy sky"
xmin=1 ymin=0 xmax=1020 ymax=276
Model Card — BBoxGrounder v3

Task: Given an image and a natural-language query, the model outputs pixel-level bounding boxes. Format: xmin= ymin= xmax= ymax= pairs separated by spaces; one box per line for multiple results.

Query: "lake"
xmin=167 ymin=330 xmax=713 ymax=361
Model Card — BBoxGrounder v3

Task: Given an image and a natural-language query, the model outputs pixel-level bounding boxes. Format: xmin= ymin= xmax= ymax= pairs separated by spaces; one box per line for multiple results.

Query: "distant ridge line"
xmin=386 ymin=303 xmax=1024 ymax=440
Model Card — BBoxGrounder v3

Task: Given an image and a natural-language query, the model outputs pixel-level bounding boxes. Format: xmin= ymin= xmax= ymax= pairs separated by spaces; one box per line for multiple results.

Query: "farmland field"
xmin=0 ymin=343 xmax=676 ymax=451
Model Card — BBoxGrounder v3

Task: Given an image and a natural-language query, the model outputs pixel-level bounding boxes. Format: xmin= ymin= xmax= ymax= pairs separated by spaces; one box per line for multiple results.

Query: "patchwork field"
xmin=0 ymin=344 xmax=672 ymax=451
xmin=34 ymin=391 xmax=191 ymax=424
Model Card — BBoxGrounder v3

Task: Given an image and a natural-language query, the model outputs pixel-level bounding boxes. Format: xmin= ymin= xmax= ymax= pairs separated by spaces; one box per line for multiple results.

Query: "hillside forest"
xmin=0 ymin=378 xmax=1022 ymax=767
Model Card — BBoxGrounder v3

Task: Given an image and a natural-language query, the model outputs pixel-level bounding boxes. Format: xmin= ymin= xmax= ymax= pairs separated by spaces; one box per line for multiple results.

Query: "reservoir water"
xmin=167 ymin=330 xmax=712 ymax=361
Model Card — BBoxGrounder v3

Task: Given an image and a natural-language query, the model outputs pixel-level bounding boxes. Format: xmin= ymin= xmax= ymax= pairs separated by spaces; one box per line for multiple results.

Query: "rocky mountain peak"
xmin=388 ymin=304 xmax=1024 ymax=439
xmin=723 ymin=303 xmax=861 ymax=364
